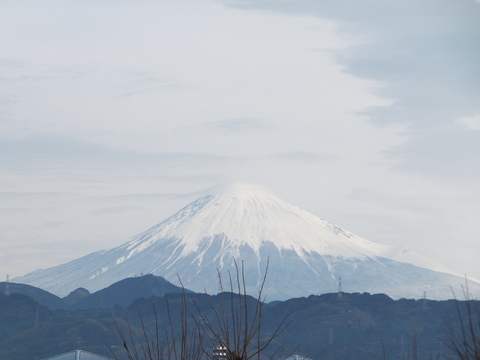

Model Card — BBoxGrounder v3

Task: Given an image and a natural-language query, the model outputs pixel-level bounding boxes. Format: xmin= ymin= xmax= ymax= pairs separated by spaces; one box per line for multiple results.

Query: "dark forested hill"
xmin=0 ymin=288 xmax=476 ymax=360
xmin=0 ymin=281 xmax=67 ymax=309
xmin=72 ymin=274 xmax=189 ymax=309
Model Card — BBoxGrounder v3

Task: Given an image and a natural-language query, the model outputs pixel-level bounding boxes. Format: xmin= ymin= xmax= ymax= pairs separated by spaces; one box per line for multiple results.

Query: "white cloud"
xmin=456 ymin=113 xmax=480 ymax=130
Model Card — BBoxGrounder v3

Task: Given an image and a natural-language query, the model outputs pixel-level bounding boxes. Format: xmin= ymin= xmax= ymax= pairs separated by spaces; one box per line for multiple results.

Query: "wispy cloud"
xmin=40 ymin=221 xmax=64 ymax=229
xmin=456 ymin=113 xmax=480 ymax=130
xmin=182 ymin=118 xmax=273 ymax=135
xmin=349 ymin=187 xmax=438 ymax=214
xmin=0 ymin=206 xmax=55 ymax=214
xmin=0 ymin=135 xmax=252 ymax=168
xmin=114 ymin=71 xmax=188 ymax=98
xmin=91 ymin=206 xmax=138 ymax=215
xmin=387 ymin=129 xmax=480 ymax=184
xmin=271 ymin=151 xmax=337 ymax=163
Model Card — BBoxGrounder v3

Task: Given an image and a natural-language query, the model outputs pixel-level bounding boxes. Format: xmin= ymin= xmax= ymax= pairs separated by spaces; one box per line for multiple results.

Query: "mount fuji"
xmin=14 ymin=183 xmax=479 ymax=300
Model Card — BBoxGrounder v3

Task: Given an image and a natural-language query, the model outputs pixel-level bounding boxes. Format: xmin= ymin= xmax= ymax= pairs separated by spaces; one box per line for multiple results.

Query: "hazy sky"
xmin=1 ymin=0 xmax=479 ymax=282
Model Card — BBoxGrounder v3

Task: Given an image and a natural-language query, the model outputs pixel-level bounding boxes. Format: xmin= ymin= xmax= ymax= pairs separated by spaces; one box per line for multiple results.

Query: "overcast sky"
xmin=1 ymin=0 xmax=479 ymax=283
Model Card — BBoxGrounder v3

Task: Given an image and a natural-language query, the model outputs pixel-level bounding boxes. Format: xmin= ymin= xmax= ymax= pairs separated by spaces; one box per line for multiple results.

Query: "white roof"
xmin=284 ymin=355 xmax=313 ymax=360
xmin=41 ymin=350 xmax=112 ymax=360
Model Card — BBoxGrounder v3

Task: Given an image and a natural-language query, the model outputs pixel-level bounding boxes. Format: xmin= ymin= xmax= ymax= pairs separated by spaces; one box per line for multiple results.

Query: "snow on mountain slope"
xmin=119 ymin=183 xmax=386 ymax=264
xmin=380 ymin=246 xmax=461 ymax=276
xmin=14 ymin=183 xmax=480 ymax=300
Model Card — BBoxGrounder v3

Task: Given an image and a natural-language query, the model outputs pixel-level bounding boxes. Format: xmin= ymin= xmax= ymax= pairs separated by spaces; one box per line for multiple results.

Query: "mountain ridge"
xmin=2 ymin=287 xmax=477 ymax=360
xmin=13 ymin=183 xmax=480 ymax=300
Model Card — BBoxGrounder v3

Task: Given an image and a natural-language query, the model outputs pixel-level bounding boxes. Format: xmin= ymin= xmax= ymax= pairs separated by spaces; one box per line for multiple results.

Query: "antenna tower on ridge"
xmin=5 ymin=274 xmax=11 ymax=296
xmin=337 ymin=276 xmax=343 ymax=300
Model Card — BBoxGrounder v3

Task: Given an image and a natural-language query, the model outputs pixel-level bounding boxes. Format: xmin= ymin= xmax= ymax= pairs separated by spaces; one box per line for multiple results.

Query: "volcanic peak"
xmin=13 ymin=182 xmax=480 ymax=300
xmin=123 ymin=183 xmax=387 ymax=261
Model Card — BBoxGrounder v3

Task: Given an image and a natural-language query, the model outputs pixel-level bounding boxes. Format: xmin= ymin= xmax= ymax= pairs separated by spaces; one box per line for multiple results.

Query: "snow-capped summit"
xmin=122 ymin=182 xmax=385 ymax=265
xmin=15 ymin=183 xmax=480 ymax=300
